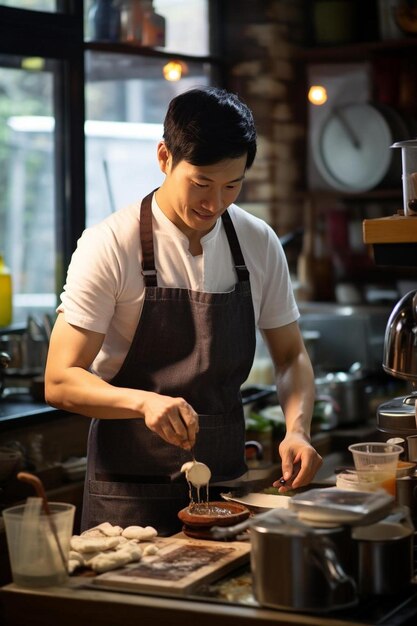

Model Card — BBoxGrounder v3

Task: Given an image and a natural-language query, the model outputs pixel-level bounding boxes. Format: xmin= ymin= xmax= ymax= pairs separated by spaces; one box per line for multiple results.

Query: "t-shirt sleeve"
xmin=257 ymin=225 xmax=300 ymax=329
xmin=57 ymin=225 xmax=121 ymax=335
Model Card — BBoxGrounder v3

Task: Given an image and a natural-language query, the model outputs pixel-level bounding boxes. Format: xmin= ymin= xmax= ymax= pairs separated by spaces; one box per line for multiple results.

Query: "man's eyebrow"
xmin=195 ymin=174 xmax=246 ymax=184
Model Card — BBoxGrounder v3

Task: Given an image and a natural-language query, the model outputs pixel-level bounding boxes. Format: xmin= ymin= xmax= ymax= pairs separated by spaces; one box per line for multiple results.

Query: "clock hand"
xmin=334 ymin=107 xmax=361 ymax=149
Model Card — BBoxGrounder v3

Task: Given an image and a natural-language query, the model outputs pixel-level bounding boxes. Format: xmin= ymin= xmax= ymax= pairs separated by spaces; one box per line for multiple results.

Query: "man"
xmin=45 ymin=86 xmax=322 ymax=535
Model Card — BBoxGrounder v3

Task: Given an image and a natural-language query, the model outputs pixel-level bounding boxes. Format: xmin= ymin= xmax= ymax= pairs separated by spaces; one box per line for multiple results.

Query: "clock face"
xmin=313 ymin=103 xmax=407 ymax=192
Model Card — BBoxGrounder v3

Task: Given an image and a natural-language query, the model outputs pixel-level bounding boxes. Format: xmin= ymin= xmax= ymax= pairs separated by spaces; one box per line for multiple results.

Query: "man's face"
xmin=157 ymin=142 xmax=247 ymax=236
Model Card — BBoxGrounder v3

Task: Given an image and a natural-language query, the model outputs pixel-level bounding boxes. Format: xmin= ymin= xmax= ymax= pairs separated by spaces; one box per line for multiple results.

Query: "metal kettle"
xmin=383 ymin=290 xmax=417 ymax=383
xmin=378 ymin=290 xmax=417 ymax=444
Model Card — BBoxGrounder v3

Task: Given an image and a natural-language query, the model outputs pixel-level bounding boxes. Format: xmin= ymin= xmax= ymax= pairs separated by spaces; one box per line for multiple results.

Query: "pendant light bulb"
xmin=163 ymin=61 xmax=183 ymax=82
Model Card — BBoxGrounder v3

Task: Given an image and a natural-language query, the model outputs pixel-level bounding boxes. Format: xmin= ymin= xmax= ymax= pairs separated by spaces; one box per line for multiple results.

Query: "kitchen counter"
xmin=0 ymin=393 xmax=56 ymax=429
xmin=2 ymin=563 xmax=417 ymax=626
xmin=0 ymin=398 xmax=405 ymax=625
xmin=2 ymin=432 xmax=417 ymax=625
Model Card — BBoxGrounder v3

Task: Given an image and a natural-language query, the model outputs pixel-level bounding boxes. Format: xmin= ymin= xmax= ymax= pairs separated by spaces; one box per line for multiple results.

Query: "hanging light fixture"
xmin=308 ymin=85 xmax=328 ymax=106
xmin=163 ymin=61 xmax=186 ymax=82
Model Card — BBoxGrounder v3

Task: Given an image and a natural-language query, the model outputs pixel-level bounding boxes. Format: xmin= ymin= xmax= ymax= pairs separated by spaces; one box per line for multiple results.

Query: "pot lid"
xmin=377 ymin=395 xmax=417 ymax=431
xmin=289 ymin=488 xmax=394 ymax=527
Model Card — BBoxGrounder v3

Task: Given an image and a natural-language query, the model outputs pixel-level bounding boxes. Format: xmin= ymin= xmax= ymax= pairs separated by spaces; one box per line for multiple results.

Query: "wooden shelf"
xmin=363 ymin=214 xmax=417 ymax=244
xmin=84 ymin=41 xmax=220 ymax=65
xmin=296 ymin=37 xmax=417 ymax=62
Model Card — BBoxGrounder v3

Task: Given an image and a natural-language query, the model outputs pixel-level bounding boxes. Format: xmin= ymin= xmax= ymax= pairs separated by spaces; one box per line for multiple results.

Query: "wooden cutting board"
xmin=92 ymin=536 xmax=250 ymax=594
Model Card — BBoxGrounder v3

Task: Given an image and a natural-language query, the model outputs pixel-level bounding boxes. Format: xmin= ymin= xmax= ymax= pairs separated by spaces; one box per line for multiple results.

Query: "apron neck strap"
xmin=140 ymin=191 xmax=250 ymax=286
xmin=140 ymin=190 xmax=158 ymax=287
xmin=221 ymin=211 xmax=250 ymax=282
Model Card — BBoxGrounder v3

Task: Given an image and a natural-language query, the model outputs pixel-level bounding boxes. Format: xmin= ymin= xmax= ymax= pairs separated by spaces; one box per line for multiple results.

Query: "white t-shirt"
xmin=58 ymin=195 xmax=299 ymax=380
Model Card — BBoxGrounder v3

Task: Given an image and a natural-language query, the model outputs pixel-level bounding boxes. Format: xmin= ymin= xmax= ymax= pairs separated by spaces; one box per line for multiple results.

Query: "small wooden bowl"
xmin=178 ymin=501 xmax=250 ymax=528
xmin=396 ymin=460 xmax=417 ymax=478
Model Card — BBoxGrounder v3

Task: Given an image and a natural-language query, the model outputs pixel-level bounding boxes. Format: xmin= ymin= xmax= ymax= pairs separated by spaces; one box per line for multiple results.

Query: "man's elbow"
xmin=44 ymin=377 xmax=64 ymax=409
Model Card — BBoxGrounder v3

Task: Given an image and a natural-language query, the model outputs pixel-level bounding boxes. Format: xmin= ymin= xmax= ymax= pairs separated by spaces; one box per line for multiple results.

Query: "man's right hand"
xmin=141 ymin=391 xmax=199 ymax=450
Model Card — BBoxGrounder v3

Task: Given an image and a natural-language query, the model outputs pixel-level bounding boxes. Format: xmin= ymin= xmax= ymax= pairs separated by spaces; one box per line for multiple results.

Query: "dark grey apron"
xmin=81 ymin=190 xmax=256 ymax=535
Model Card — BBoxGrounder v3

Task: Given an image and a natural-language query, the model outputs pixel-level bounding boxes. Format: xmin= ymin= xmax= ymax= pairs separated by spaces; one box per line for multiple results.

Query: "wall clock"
xmin=313 ymin=102 xmax=407 ymax=192
xmin=307 ymin=63 xmax=409 ymax=192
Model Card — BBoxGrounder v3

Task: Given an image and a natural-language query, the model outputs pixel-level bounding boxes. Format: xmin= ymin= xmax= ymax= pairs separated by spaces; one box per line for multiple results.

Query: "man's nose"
xmin=201 ymin=189 xmax=222 ymax=212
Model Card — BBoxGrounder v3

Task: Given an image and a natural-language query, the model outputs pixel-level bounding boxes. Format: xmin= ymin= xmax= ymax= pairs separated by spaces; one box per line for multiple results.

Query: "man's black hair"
xmin=163 ymin=86 xmax=257 ymax=170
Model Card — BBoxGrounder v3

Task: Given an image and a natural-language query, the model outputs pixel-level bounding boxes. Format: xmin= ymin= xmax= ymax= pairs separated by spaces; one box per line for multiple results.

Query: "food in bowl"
xmin=396 ymin=460 xmax=417 ymax=478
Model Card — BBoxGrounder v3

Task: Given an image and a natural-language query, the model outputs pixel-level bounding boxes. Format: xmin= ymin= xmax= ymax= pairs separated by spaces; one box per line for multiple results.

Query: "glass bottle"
xmin=0 ymin=254 xmax=12 ymax=327
xmin=141 ymin=0 xmax=166 ymax=47
xmin=121 ymin=0 xmax=144 ymax=44
xmin=88 ymin=0 xmax=121 ymax=42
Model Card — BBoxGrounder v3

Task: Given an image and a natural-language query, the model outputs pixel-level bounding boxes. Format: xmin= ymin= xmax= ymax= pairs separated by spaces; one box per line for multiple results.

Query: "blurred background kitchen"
xmin=1 ymin=0 xmax=417 ymax=545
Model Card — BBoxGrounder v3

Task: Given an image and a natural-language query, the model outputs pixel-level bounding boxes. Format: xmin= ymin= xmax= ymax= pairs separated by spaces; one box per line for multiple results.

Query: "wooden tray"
xmin=92 ymin=537 xmax=250 ymax=594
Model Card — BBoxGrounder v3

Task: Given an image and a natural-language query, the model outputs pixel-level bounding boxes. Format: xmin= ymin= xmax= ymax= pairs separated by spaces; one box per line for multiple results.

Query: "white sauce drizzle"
xmin=181 ymin=460 xmax=212 ymax=512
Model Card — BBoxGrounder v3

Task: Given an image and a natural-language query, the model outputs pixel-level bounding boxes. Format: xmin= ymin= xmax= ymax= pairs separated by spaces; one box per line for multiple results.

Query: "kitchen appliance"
xmin=249 ymin=493 xmax=412 ymax=611
xmin=314 ymin=364 xmax=371 ymax=425
xmin=0 ymin=315 xmax=50 ymax=399
xmin=212 ymin=488 xmax=410 ymax=611
xmin=352 ymin=508 xmax=414 ymax=595
xmin=250 ymin=509 xmax=356 ymax=612
xmin=377 ymin=290 xmax=417 ymax=449
xmin=396 ymin=475 xmax=417 ymax=527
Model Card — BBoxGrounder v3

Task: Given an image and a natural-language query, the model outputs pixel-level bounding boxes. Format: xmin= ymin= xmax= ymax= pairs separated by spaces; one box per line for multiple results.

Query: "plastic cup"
xmin=2 ymin=501 xmax=75 ymax=587
xmin=348 ymin=442 xmax=403 ymax=497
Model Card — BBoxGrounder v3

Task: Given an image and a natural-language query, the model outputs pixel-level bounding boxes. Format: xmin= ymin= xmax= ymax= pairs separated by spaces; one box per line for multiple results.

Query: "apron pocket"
xmin=86 ymin=480 xmax=189 ymax=537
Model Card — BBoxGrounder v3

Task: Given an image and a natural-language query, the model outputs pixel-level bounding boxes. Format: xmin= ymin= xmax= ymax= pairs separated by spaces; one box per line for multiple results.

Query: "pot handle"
xmin=310 ymin=535 xmax=356 ymax=594
xmin=383 ymin=504 xmax=413 ymax=529
xmin=210 ymin=518 xmax=252 ymax=540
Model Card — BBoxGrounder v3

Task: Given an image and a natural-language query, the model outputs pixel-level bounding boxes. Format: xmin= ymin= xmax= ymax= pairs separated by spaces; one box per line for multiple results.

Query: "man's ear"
xmin=157 ymin=141 xmax=171 ymax=173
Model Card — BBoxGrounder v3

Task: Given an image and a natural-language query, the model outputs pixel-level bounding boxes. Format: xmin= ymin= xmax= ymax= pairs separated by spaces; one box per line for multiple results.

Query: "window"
xmin=0 ymin=56 xmax=58 ymax=322
xmin=0 ymin=4 xmax=84 ymax=326
xmin=0 ymin=1 xmax=218 ymax=327
xmin=85 ymin=52 xmax=214 ymax=225
xmin=154 ymin=0 xmax=210 ymax=56
xmin=0 ymin=1 xmax=56 ymax=11
xmin=83 ymin=0 xmax=216 ymax=222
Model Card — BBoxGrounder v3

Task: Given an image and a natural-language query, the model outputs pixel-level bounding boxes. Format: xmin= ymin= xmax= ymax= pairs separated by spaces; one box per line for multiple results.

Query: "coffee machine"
xmin=377 ymin=290 xmax=417 ymax=450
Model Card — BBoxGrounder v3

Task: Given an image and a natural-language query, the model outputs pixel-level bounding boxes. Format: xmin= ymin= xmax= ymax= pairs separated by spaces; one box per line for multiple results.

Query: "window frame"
xmin=0 ymin=1 xmax=85 ymax=291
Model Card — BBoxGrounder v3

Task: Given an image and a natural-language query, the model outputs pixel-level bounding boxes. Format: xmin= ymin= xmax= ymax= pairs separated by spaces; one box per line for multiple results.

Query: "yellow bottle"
xmin=0 ymin=254 xmax=12 ymax=327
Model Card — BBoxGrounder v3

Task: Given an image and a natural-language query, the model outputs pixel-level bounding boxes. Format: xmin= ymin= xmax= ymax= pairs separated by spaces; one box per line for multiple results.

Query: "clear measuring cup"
xmin=3 ymin=498 xmax=75 ymax=587
xmin=391 ymin=140 xmax=417 ymax=216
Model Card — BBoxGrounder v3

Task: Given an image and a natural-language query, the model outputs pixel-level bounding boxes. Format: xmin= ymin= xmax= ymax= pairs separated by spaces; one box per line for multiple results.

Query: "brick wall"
xmin=221 ymin=0 xmax=306 ymax=246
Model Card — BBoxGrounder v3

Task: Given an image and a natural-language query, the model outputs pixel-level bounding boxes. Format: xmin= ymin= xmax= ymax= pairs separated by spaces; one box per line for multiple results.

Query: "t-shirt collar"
xmin=151 ymin=194 xmax=222 ymax=245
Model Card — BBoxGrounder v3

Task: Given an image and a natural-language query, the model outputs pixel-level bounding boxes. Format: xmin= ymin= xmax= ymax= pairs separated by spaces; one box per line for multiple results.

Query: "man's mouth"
xmin=192 ymin=209 xmax=216 ymax=221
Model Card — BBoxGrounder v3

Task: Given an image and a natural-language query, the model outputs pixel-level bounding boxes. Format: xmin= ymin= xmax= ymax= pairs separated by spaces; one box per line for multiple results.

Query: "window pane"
xmin=0 ymin=1 xmax=56 ymax=11
xmin=85 ymin=50 xmax=213 ymax=226
xmin=154 ymin=0 xmax=209 ymax=56
xmin=0 ymin=55 xmax=57 ymax=324
xmin=84 ymin=0 xmax=210 ymax=56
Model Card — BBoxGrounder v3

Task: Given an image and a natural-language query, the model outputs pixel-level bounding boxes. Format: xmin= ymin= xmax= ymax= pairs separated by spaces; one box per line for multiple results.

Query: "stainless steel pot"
xmin=315 ymin=365 xmax=370 ymax=425
xmin=351 ymin=508 xmax=414 ymax=595
xmin=0 ymin=326 xmax=48 ymax=376
xmin=250 ymin=512 xmax=357 ymax=612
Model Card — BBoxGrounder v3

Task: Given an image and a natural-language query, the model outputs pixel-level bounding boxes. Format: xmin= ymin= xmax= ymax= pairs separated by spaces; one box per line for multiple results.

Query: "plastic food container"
xmin=348 ymin=442 xmax=403 ymax=496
